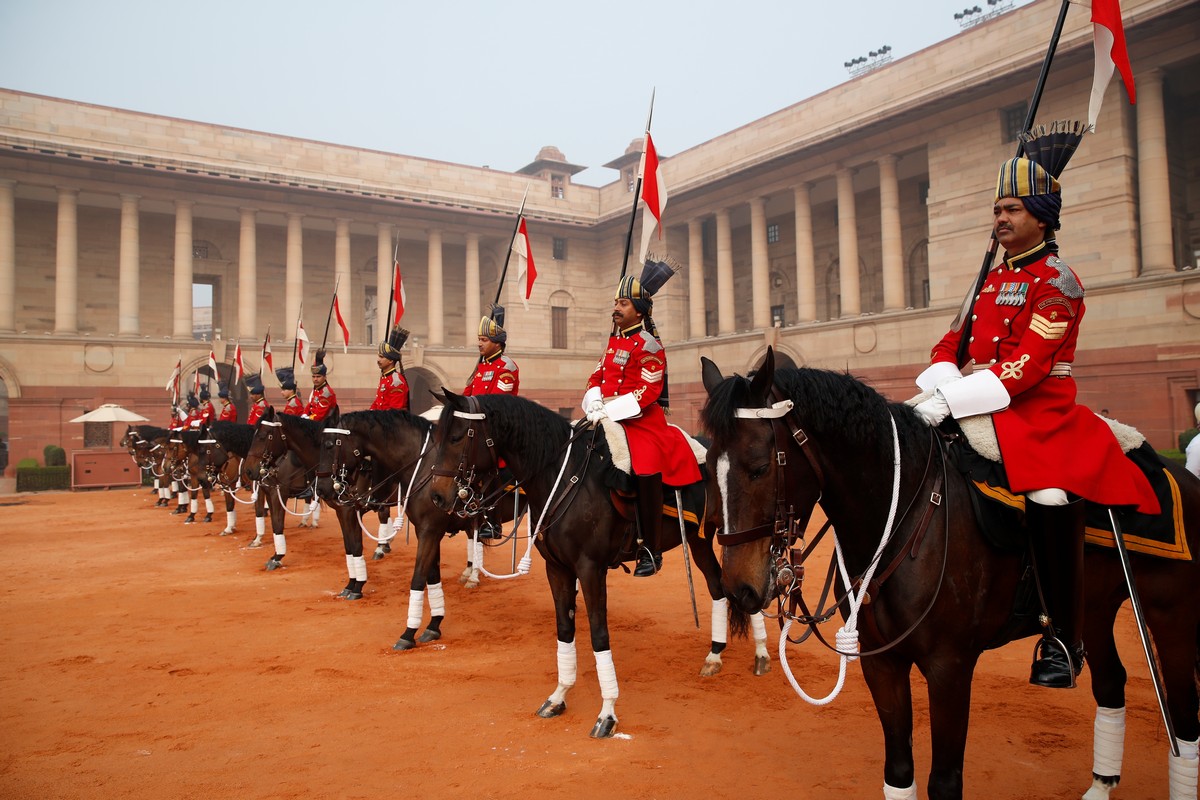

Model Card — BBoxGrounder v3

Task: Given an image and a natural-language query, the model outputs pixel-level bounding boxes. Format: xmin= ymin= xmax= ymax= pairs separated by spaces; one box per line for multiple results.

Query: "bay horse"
xmin=122 ymin=424 xmax=173 ymax=507
xmin=164 ymin=428 xmax=217 ymax=525
xmin=195 ymin=421 xmax=260 ymax=536
xmin=318 ymin=409 xmax=521 ymax=649
xmin=700 ymin=348 xmax=1200 ymax=800
xmin=427 ymin=390 xmax=770 ymax=739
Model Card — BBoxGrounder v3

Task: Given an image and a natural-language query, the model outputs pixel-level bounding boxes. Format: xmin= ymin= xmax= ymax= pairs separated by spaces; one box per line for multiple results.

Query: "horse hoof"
xmin=536 ymin=700 xmax=566 ymax=719
xmin=219 ymin=528 xmax=235 ymax=536
xmin=753 ymin=656 xmax=771 ymax=676
xmin=463 ymin=578 xmax=479 ymax=589
xmin=393 ymin=637 xmax=416 ymax=651
xmin=699 ymin=660 xmax=723 ymax=678
xmin=202 ymin=514 xmax=212 ymax=523
xmin=345 ymin=591 xmax=363 ymax=600
xmin=265 ymin=558 xmax=283 ymax=571
xmin=381 ymin=542 xmax=392 ymax=554
xmin=589 ymin=715 xmax=618 ymax=739
xmin=457 ymin=574 xmax=470 ymax=586
xmin=247 ymin=539 xmax=263 ymax=549
xmin=371 ymin=549 xmax=385 ymax=561
xmin=417 ymin=629 xmax=442 ymax=643
xmin=183 ymin=514 xmax=196 ymax=524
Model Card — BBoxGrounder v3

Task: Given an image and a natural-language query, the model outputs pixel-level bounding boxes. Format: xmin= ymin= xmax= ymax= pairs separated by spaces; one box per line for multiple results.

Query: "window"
xmin=918 ymin=181 xmax=930 ymax=204
xmin=771 ymin=304 xmax=785 ymax=327
xmin=192 ymin=244 xmax=209 ymax=260
xmin=551 ymin=307 xmax=568 ymax=349
xmin=83 ymin=421 xmax=112 ymax=448
xmin=553 ymin=237 xmax=567 ymax=260
xmin=1001 ymin=102 xmax=1027 ymax=143
xmin=625 ymin=168 xmax=636 ymax=193
xmin=192 ymin=280 xmax=214 ymax=341
xmin=767 ymin=223 xmax=780 ymax=244
xmin=550 ymin=174 xmax=565 ymax=199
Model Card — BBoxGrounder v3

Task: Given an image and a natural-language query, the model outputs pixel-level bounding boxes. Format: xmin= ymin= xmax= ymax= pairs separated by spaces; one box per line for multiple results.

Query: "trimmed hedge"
xmin=44 ymin=444 xmax=66 ymax=467
xmin=17 ymin=465 xmax=71 ymax=492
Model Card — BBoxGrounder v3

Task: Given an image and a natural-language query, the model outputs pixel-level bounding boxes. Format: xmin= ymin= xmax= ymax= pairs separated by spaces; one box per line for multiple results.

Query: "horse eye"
xmin=749 ymin=463 xmax=770 ymax=480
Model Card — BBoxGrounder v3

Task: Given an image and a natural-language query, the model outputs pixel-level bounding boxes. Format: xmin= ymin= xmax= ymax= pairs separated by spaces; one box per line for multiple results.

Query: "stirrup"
xmin=1029 ymin=634 xmax=1083 ymax=689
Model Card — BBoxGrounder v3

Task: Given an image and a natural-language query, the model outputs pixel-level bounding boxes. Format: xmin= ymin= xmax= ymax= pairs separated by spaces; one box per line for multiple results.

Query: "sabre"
xmin=675 ymin=488 xmax=699 ymax=628
xmin=1107 ymin=507 xmax=1180 ymax=757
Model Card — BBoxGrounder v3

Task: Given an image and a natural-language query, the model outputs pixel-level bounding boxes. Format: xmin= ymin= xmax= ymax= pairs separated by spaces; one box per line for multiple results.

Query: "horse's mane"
xmin=703 ymin=367 xmax=925 ymax=457
xmin=340 ymin=409 xmax=432 ymax=440
xmin=134 ymin=424 xmax=170 ymax=441
xmin=175 ymin=428 xmax=203 ymax=448
xmin=459 ymin=395 xmax=573 ymax=470
xmin=210 ymin=421 xmax=255 ymax=457
xmin=276 ymin=412 xmax=325 ymax=445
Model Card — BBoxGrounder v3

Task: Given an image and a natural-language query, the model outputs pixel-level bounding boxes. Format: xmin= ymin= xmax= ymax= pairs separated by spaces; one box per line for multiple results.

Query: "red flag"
xmin=208 ymin=349 xmax=218 ymax=381
xmin=637 ymin=132 xmax=668 ymax=264
xmin=232 ymin=342 xmax=245 ymax=384
xmin=194 ymin=370 xmax=201 ymax=396
xmin=392 ymin=262 xmax=406 ymax=324
xmin=512 ymin=216 xmax=537 ymax=310
xmin=333 ymin=294 xmax=351 ymax=354
xmin=1088 ymin=0 xmax=1136 ymax=129
xmin=165 ymin=358 xmax=182 ymax=403
xmin=296 ymin=319 xmax=310 ymax=366
xmin=261 ymin=331 xmax=274 ymax=375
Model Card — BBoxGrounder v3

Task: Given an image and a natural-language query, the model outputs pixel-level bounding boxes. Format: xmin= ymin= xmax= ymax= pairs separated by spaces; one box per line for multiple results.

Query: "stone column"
xmin=687 ymin=218 xmax=705 ymax=339
xmin=335 ymin=218 xmax=352 ymax=348
xmin=285 ymin=214 xmax=303 ymax=339
xmin=836 ymin=167 xmax=860 ymax=317
xmin=1137 ymin=69 xmax=1173 ymax=275
xmin=173 ymin=201 xmax=194 ymax=338
xmin=716 ymin=208 xmax=734 ymax=334
xmin=376 ymin=223 xmax=392 ymax=342
xmin=427 ymin=229 xmax=444 ymax=346
xmin=0 ymin=180 xmax=15 ymax=332
xmin=54 ymin=187 xmax=79 ymax=334
xmin=465 ymin=232 xmax=480 ymax=346
xmin=117 ymin=194 xmax=141 ymax=336
xmin=749 ymin=197 xmax=770 ymax=328
xmin=793 ymin=183 xmax=816 ymax=323
xmin=238 ymin=208 xmax=258 ymax=340
xmin=879 ymin=155 xmax=905 ymax=311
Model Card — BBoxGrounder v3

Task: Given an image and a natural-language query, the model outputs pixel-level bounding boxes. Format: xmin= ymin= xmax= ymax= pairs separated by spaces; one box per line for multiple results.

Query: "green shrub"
xmin=16 ymin=457 xmax=37 ymax=469
xmin=1158 ymin=449 xmax=1185 ymax=466
xmin=1180 ymin=428 xmax=1198 ymax=451
xmin=43 ymin=444 xmax=66 ymax=467
xmin=16 ymin=465 xmax=71 ymax=492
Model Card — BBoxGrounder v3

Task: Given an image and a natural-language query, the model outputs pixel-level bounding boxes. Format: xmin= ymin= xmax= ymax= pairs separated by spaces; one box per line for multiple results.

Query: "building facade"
xmin=0 ymin=0 xmax=1197 ymax=472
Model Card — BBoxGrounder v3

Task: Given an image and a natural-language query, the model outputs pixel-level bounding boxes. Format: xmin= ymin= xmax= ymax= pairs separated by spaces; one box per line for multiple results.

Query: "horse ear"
xmin=434 ymin=386 xmax=464 ymax=407
xmin=326 ymin=407 xmax=340 ymax=427
xmin=748 ymin=347 xmax=775 ymax=402
xmin=701 ymin=357 xmax=725 ymax=396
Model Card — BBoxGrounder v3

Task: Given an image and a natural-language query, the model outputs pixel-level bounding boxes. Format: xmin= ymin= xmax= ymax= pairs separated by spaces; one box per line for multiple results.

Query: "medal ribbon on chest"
xmin=996 ymin=282 xmax=1029 ymax=307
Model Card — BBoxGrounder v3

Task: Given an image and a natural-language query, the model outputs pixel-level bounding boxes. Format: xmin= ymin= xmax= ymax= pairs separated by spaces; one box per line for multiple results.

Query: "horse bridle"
xmin=198 ymin=437 xmax=239 ymax=492
xmin=431 ymin=397 xmax=508 ymax=519
xmin=250 ymin=421 xmax=289 ymax=484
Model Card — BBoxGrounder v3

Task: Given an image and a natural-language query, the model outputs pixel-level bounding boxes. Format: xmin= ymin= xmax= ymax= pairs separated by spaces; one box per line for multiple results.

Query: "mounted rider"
xmin=246 ymin=376 xmax=268 ymax=426
xmin=912 ymin=124 xmax=1159 ymax=689
xmin=197 ymin=386 xmax=216 ymax=426
xmin=303 ymin=349 xmax=337 ymax=422
xmin=217 ymin=382 xmax=237 ymax=422
xmin=582 ymin=258 xmax=700 ymax=577
xmin=371 ymin=326 xmax=410 ymax=411
xmin=274 ymin=368 xmax=304 ymax=416
xmin=465 ymin=306 xmax=519 ymax=397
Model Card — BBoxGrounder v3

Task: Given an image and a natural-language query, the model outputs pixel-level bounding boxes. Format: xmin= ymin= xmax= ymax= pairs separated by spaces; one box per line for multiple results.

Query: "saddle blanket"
xmin=597 ymin=417 xmax=707 ymax=477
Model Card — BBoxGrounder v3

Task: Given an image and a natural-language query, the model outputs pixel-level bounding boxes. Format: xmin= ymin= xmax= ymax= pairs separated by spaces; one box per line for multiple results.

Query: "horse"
xmin=700 ymin=348 xmax=1200 ymax=800
xmin=318 ymin=408 xmax=522 ymax=649
xmin=163 ymin=428 xmax=217 ymax=525
xmin=122 ymin=424 xmax=173 ymax=506
xmin=426 ymin=390 xmax=770 ymax=739
xmin=195 ymin=421 xmax=260 ymax=536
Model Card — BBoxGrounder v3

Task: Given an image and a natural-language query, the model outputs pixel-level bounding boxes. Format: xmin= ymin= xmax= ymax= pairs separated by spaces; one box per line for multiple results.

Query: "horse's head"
xmin=119 ymin=425 xmax=138 ymax=452
xmin=317 ymin=417 xmax=374 ymax=506
xmin=701 ymin=348 xmax=822 ymax=616
xmin=245 ymin=407 xmax=289 ymax=486
xmin=196 ymin=429 xmax=236 ymax=490
xmin=427 ymin=388 xmax=496 ymax=516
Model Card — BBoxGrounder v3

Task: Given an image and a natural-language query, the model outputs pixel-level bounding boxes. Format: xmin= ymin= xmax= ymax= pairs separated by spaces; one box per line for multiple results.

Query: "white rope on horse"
xmin=509 ymin=431 xmax=579 ymax=578
xmin=778 ymin=411 xmax=902 ymax=705
xmin=274 ymin=484 xmax=318 ymax=517
xmin=475 ymin=506 xmax=535 ymax=581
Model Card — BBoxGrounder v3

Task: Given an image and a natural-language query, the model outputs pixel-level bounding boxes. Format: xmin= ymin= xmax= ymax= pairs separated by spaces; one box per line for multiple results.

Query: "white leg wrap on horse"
xmin=406 ymin=590 xmax=424 ymax=628
xmin=882 ymin=783 xmax=917 ymax=799
xmin=428 ymin=582 xmax=445 ymax=617
xmin=345 ymin=554 xmax=356 ymax=579
xmin=475 ymin=538 xmax=484 ymax=568
xmin=256 ymin=516 xmax=266 ymax=538
xmin=272 ymin=533 xmax=286 ymax=555
xmin=225 ymin=511 xmax=236 ymax=529
xmin=751 ymin=611 xmax=767 ymax=642
xmin=711 ymin=597 xmax=729 ymax=644
xmin=189 ymin=498 xmax=197 ymax=513
xmin=594 ymin=649 xmax=618 ymax=701
xmin=205 ymin=498 xmax=214 ymax=513
xmin=377 ymin=522 xmax=388 ymax=541
xmin=310 ymin=501 xmax=321 ymax=524
xmin=177 ymin=491 xmax=187 ymax=505
xmin=1092 ymin=706 xmax=1126 ymax=777
xmin=557 ymin=639 xmax=577 ymax=687
xmin=353 ymin=555 xmax=367 ymax=582
xmin=1169 ymin=736 xmax=1199 ymax=800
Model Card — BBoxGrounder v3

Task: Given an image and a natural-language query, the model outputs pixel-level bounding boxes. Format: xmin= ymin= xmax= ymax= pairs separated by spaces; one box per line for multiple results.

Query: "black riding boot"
xmin=1027 ymin=497 xmax=1086 ymax=689
xmin=633 ymin=474 xmax=663 ymax=577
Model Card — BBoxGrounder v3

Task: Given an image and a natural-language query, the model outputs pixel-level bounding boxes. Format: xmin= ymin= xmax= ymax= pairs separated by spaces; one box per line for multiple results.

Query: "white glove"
xmin=585 ymin=399 xmax=607 ymax=425
xmin=913 ymin=390 xmax=951 ymax=427
xmin=582 ymin=386 xmax=602 ymax=414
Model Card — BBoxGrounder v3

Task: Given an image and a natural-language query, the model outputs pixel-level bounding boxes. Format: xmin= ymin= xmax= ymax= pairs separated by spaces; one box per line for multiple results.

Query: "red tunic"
xmin=218 ymin=400 xmax=237 ymax=422
xmin=280 ymin=394 xmax=304 ymax=416
xmin=586 ymin=324 xmax=701 ymax=487
xmin=370 ymin=367 xmax=410 ymax=410
xmin=198 ymin=401 xmax=216 ymax=426
xmin=930 ymin=242 xmax=1158 ymax=513
xmin=464 ymin=352 xmax=519 ymax=396
xmin=185 ymin=407 xmax=203 ymax=428
xmin=246 ymin=398 xmax=268 ymax=426
xmin=304 ymin=383 xmax=337 ymax=422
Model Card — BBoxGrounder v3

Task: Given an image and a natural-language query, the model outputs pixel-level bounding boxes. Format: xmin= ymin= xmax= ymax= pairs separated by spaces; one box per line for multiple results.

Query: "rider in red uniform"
xmin=371 ymin=326 xmax=410 ymax=411
xmin=184 ymin=392 xmax=203 ymax=428
xmin=217 ymin=383 xmax=238 ymax=422
xmin=275 ymin=368 xmax=304 ymax=417
xmin=197 ymin=387 xmax=216 ymax=426
xmin=913 ymin=134 xmax=1159 ymax=689
xmin=583 ymin=259 xmax=700 ymax=576
xmin=302 ymin=349 xmax=337 ymax=422
xmin=246 ymin=378 xmax=268 ymax=426
xmin=464 ymin=307 xmax=519 ymax=397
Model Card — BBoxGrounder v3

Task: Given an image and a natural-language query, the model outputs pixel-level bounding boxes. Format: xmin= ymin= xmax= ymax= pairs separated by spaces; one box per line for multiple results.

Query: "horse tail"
xmin=728 ymin=605 xmax=752 ymax=640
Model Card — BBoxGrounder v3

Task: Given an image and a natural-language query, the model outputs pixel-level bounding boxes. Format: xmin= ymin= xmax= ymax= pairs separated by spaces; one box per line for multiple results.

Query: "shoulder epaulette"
xmin=1044 ymin=254 xmax=1083 ymax=299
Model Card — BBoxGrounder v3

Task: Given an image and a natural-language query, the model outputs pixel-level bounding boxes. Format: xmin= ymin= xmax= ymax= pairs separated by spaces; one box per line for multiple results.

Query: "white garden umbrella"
xmin=69 ymin=404 xmax=149 ymax=423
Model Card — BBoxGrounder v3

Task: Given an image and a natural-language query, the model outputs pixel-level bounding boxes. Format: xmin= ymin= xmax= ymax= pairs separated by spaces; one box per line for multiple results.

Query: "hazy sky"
xmin=0 ymin=0 xmax=1034 ymax=186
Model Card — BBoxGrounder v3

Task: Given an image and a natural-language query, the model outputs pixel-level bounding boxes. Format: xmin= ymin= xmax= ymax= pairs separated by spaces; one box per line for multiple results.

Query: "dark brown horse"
xmin=700 ymin=348 xmax=1199 ymax=800
xmin=121 ymin=424 xmax=173 ymax=507
xmin=195 ymin=421 xmax=261 ymax=536
xmin=426 ymin=390 xmax=768 ymax=739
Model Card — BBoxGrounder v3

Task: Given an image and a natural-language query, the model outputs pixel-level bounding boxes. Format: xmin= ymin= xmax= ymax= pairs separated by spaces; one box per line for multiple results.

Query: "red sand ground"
xmin=0 ymin=488 xmax=1179 ymax=799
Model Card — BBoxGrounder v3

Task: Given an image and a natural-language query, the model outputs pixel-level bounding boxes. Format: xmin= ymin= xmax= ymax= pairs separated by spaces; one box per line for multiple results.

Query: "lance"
xmin=261 ymin=324 xmax=271 ymax=373
xmin=467 ymin=188 xmax=531 ymax=378
xmin=320 ymin=276 xmax=341 ymax=352
xmin=291 ymin=302 xmax=304 ymax=373
xmin=618 ymin=89 xmax=655 ymax=283
xmin=955 ymin=0 xmax=1070 ymax=367
xmin=385 ymin=233 xmax=401 ymax=332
